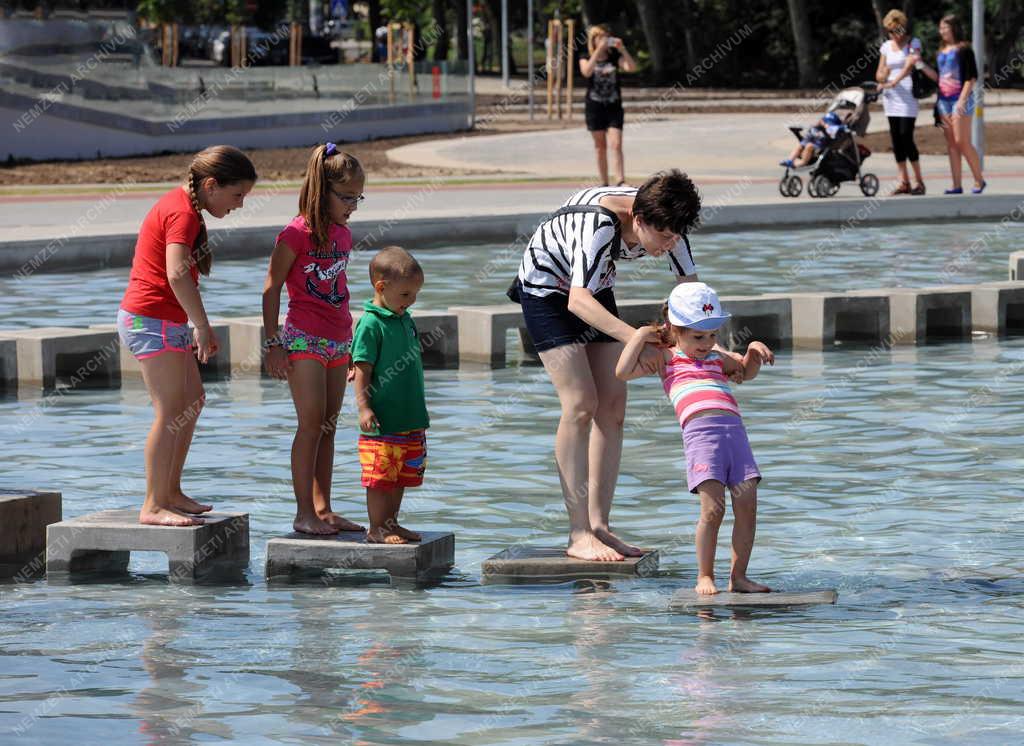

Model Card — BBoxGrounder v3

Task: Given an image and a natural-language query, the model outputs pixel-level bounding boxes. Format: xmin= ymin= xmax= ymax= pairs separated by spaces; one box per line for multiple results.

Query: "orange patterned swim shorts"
xmin=358 ymin=429 xmax=427 ymax=488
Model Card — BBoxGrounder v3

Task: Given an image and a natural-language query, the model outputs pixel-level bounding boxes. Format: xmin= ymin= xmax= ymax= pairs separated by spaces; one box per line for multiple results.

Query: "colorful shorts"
xmin=682 ymin=415 xmax=761 ymax=493
xmin=117 ymin=308 xmax=192 ymax=360
xmin=358 ymin=429 xmax=427 ymax=489
xmin=280 ymin=320 xmax=351 ymax=368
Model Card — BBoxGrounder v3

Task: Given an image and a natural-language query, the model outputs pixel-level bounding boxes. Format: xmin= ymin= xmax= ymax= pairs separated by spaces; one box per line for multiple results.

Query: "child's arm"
xmin=721 ymin=342 xmax=775 ymax=382
xmin=166 ymin=242 xmax=218 ymax=363
xmin=352 ymin=362 xmax=380 ymax=433
xmin=615 ymin=326 xmax=665 ymax=381
xmin=262 ymin=241 xmax=296 ymax=380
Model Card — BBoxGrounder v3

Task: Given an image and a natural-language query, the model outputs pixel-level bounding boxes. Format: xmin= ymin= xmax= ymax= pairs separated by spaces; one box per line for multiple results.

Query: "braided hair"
xmin=186 ymin=145 xmax=257 ymax=276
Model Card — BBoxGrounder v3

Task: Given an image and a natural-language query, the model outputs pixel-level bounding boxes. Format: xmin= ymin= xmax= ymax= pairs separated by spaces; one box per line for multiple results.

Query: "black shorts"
xmin=585 ymin=99 xmax=624 ymax=131
xmin=520 ymin=287 xmax=619 ymax=352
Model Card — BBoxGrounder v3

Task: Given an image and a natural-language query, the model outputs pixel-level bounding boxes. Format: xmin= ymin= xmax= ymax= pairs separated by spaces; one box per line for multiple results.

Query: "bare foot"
xmin=170 ymin=492 xmax=213 ymax=514
xmin=695 ymin=575 xmax=718 ymax=595
xmin=140 ymin=506 xmax=204 ymax=527
xmin=391 ymin=523 xmax=421 ymax=542
xmin=593 ymin=527 xmax=644 ymax=557
xmin=318 ymin=511 xmax=365 ymax=532
xmin=729 ymin=575 xmax=771 ymax=593
xmin=566 ymin=534 xmax=624 ymax=562
xmin=293 ymin=515 xmax=341 ymax=535
xmin=367 ymin=527 xmax=407 ymax=544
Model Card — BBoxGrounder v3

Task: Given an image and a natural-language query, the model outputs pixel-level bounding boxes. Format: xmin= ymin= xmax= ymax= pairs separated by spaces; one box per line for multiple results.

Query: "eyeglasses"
xmin=330 ymin=188 xmax=365 ymax=207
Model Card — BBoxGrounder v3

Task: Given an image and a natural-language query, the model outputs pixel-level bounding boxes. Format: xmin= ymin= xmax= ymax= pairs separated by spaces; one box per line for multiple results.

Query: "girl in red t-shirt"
xmin=118 ymin=145 xmax=256 ymax=527
xmin=262 ymin=144 xmax=365 ymax=535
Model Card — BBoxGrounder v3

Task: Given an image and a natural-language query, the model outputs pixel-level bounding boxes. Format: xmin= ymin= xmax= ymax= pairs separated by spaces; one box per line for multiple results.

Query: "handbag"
xmin=505 ymin=204 xmax=622 ymax=304
xmin=911 ymin=67 xmax=935 ymax=99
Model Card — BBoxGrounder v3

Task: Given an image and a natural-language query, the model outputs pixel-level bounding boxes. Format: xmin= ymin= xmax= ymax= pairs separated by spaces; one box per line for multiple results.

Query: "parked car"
xmin=210 ymin=27 xmax=289 ymax=67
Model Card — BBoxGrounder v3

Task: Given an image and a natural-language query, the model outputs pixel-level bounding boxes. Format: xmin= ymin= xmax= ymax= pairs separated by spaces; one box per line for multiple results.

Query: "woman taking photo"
xmin=579 ymin=25 xmax=636 ymax=187
xmin=917 ymin=14 xmax=986 ymax=194
xmin=875 ymin=9 xmax=926 ymax=195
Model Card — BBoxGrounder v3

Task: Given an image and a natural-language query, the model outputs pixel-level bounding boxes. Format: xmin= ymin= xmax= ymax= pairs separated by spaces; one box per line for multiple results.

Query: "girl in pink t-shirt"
xmin=263 ymin=144 xmax=366 ymax=535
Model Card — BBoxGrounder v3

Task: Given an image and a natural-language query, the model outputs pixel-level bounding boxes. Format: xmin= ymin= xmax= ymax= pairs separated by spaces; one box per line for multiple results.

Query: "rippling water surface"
xmin=0 ymin=220 xmax=1016 ymax=328
xmin=2 ymin=338 xmax=1023 ymax=744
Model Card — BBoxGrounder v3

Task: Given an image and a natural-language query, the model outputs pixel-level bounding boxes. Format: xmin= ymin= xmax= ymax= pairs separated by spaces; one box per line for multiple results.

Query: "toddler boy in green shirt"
xmin=351 ymin=246 xmax=430 ymax=544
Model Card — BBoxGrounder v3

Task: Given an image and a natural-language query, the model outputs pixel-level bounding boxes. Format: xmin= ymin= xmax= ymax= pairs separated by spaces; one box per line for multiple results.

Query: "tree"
xmin=786 ymin=0 xmax=815 ymax=87
xmin=431 ymin=0 xmax=450 ymax=61
xmin=634 ymin=0 xmax=667 ymax=82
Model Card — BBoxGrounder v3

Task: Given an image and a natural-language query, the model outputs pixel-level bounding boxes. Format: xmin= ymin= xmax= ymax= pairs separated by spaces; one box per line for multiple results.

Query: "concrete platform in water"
xmin=265 ymin=530 xmax=455 ymax=582
xmin=46 ymin=509 xmax=249 ymax=583
xmin=482 ymin=546 xmax=659 ymax=583
xmin=669 ymin=589 xmax=838 ymax=610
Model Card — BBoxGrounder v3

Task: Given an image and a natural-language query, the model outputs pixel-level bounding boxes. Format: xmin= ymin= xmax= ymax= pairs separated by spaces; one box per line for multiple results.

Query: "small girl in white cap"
xmin=616 ymin=282 xmax=774 ymax=595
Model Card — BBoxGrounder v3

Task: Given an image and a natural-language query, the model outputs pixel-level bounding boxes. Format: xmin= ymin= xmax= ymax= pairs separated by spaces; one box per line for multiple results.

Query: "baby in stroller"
xmin=780 ymin=111 xmax=846 ymax=168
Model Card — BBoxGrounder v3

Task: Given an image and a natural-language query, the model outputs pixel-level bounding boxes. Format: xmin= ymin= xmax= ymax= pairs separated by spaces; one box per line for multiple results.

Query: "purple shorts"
xmin=682 ymin=415 xmax=761 ymax=493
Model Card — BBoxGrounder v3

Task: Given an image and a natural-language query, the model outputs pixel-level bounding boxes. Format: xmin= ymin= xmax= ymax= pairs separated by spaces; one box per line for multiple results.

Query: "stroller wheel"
xmin=807 ymin=176 xmax=819 ymax=198
xmin=779 ymin=178 xmax=790 ymax=198
xmin=786 ymin=174 xmax=803 ymax=197
xmin=812 ymin=174 xmax=835 ymax=198
xmin=860 ymin=173 xmax=879 ymax=197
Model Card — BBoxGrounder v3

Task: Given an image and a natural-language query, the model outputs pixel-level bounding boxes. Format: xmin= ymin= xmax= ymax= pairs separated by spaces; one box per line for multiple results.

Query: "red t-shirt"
xmin=120 ymin=187 xmax=201 ymax=323
xmin=277 ymin=216 xmax=353 ymax=342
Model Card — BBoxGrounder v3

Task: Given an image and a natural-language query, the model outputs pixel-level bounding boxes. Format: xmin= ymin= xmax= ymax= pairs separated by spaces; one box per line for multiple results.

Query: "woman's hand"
xmin=955 ymin=99 xmax=969 ymax=116
xmin=637 ymin=343 xmax=664 ymax=375
xmin=265 ymin=345 xmax=291 ymax=380
xmin=193 ymin=324 xmax=219 ymax=364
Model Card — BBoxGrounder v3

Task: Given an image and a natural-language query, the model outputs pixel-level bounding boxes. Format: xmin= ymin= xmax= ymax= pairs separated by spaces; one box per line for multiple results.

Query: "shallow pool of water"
xmin=2 ymin=338 xmax=1023 ymax=743
xmin=0 ymin=220 xmax=1015 ymax=329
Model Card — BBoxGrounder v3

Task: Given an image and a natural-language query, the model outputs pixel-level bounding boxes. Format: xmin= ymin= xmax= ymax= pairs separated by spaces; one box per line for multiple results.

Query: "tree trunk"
xmin=431 ymin=0 xmax=450 ymax=62
xmin=368 ymin=0 xmax=382 ymax=62
xmin=634 ymin=0 xmax=667 ymax=83
xmin=786 ymin=0 xmax=815 ymax=87
xmin=455 ymin=0 xmax=469 ymax=61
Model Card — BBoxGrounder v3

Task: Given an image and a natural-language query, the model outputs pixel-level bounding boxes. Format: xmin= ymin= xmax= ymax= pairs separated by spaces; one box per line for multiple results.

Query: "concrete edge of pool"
xmin=1 ymin=280 xmax=1022 ymax=389
xmin=3 ymin=195 xmax=1024 ymax=275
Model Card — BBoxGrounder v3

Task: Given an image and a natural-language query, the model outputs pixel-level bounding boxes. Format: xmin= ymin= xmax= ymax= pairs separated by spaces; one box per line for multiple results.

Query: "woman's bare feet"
xmin=318 ymin=511 xmax=365 ymax=532
xmin=593 ymin=527 xmax=644 ymax=557
xmin=566 ymin=533 xmax=624 ymax=562
xmin=729 ymin=575 xmax=771 ymax=593
xmin=367 ymin=526 xmax=407 ymax=544
xmin=170 ymin=492 xmax=213 ymax=514
xmin=293 ymin=514 xmax=341 ymax=535
xmin=140 ymin=506 xmax=204 ymax=527
xmin=391 ymin=524 xmax=421 ymax=542
xmin=695 ymin=575 xmax=718 ymax=595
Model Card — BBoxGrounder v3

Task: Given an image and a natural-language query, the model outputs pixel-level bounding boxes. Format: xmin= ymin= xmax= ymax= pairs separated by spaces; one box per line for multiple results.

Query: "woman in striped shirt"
xmin=511 ymin=170 xmax=702 ymax=562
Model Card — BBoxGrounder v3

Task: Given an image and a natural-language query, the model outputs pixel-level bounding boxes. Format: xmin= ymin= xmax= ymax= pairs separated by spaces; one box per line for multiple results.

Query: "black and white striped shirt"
xmin=517 ymin=187 xmax=696 ymax=298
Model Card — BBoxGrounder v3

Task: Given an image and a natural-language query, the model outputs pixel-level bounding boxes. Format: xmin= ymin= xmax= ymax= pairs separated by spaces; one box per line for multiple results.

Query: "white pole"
xmin=527 ymin=0 xmax=534 ymax=120
xmin=972 ymin=0 xmax=985 ymax=169
xmin=468 ymin=0 xmax=476 ymax=128
xmin=501 ymin=0 xmax=509 ymax=88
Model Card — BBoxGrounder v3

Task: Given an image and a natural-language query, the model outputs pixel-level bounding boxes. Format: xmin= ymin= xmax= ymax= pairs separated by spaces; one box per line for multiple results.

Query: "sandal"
xmin=910 ymin=183 xmax=926 ymax=195
xmin=891 ymin=181 xmax=911 ymax=196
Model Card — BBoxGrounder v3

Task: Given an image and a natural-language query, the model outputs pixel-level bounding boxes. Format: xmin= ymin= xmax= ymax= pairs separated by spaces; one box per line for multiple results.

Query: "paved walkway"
xmin=2 ymin=111 xmax=1023 ymax=245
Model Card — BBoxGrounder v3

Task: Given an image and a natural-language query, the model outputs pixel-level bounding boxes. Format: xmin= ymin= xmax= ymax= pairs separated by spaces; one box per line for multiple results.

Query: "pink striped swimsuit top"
xmin=661 ymin=350 xmax=741 ymax=427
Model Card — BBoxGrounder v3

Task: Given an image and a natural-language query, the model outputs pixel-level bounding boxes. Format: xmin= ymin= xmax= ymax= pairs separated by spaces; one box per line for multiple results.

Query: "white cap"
xmin=667 ymin=282 xmax=731 ymax=330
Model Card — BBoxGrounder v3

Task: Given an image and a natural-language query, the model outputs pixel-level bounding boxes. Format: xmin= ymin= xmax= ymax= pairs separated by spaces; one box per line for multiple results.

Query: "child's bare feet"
xmin=318 ymin=511 xmax=365 ymax=532
xmin=593 ymin=527 xmax=644 ymax=557
xmin=293 ymin=515 xmax=341 ymax=535
xmin=695 ymin=575 xmax=718 ymax=595
xmin=391 ymin=523 xmax=421 ymax=542
xmin=367 ymin=526 xmax=407 ymax=544
xmin=170 ymin=492 xmax=213 ymax=514
xmin=140 ymin=506 xmax=204 ymax=527
xmin=729 ymin=575 xmax=771 ymax=593
xmin=567 ymin=533 xmax=624 ymax=562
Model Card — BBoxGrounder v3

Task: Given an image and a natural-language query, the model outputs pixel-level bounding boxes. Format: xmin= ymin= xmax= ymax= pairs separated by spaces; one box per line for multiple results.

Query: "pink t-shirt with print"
xmin=276 ymin=216 xmax=353 ymax=342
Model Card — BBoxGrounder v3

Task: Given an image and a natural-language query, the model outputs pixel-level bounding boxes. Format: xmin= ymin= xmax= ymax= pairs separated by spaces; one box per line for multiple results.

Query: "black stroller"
xmin=779 ymin=82 xmax=881 ymax=199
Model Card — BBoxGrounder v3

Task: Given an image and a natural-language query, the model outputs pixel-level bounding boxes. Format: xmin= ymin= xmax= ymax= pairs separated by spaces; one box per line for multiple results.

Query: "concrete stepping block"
xmin=0 ymin=489 xmax=62 ymax=578
xmin=265 ymin=531 xmax=454 ymax=582
xmin=0 ymin=327 xmax=120 ymax=389
xmin=46 ymin=509 xmax=249 ymax=583
xmin=669 ymin=589 xmax=838 ymax=610
xmin=482 ymin=546 xmax=659 ymax=583
xmin=0 ymin=338 xmax=16 ymax=391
